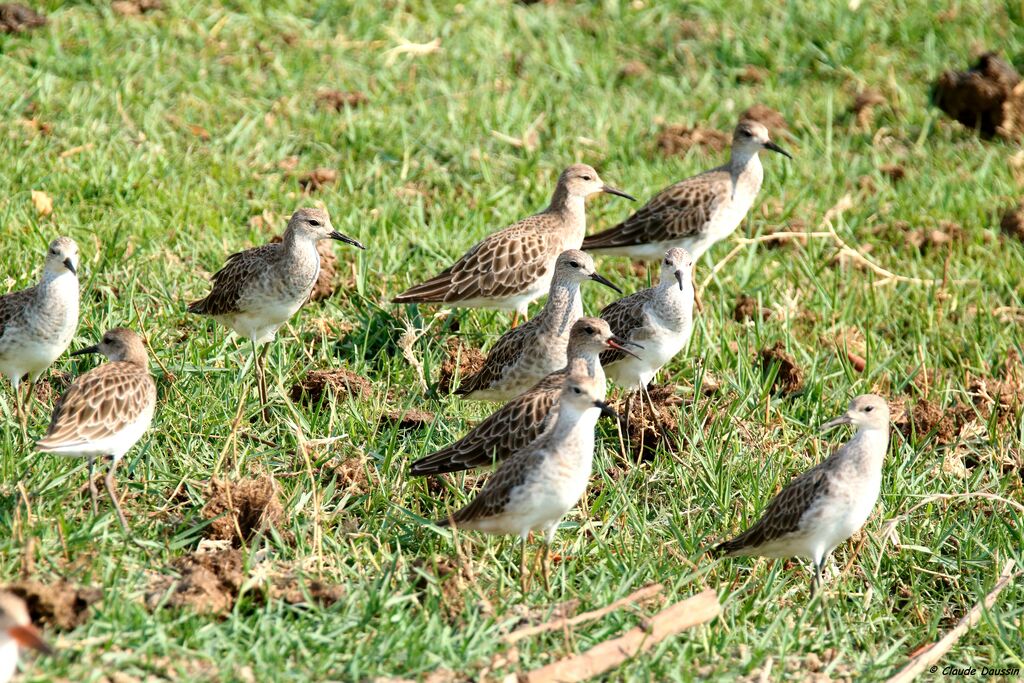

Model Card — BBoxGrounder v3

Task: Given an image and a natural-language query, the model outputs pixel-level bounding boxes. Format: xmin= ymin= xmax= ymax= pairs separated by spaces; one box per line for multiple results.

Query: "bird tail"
xmin=581 ymin=221 xmax=630 ymax=250
xmin=410 ymin=448 xmax=463 ymax=477
xmin=392 ymin=271 xmax=455 ymax=304
xmin=187 ymin=297 xmax=210 ymax=315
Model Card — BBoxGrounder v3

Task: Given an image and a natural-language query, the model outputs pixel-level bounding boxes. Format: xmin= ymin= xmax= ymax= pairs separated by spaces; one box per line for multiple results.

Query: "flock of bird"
xmin=0 ymin=117 xmax=895 ymax=671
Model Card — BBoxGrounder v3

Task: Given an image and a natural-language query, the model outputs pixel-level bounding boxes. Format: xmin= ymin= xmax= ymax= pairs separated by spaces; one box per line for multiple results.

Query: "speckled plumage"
xmin=0 ymin=237 xmax=80 ymax=395
xmin=454 ymin=250 xmax=619 ymax=401
xmin=583 ymin=120 xmax=790 ymax=261
xmin=600 ymin=248 xmax=695 ymax=389
xmin=715 ymin=395 xmax=891 ymax=594
xmin=394 ymin=165 xmax=634 ymax=316
xmin=411 ymin=317 xmax=634 ymax=476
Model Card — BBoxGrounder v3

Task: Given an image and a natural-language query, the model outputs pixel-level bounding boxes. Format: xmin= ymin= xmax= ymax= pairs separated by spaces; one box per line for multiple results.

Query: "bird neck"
xmin=728 ymin=147 xmax=763 ymax=184
xmin=547 ymin=190 xmax=586 ymax=228
xmin=548 ymin=402 xmax=599 ymax=441
xmin=844 ymin=426 xmax=890 ymax=470
xmin=653 ymin=277 xmax=694 ymax=327
xmin=564 ymin=349 xmax=599 ymax=379
xmin=39 ymin=265 xmax=76 ymax=288
xmin=538 ymin=278 xmax=583 ymax=335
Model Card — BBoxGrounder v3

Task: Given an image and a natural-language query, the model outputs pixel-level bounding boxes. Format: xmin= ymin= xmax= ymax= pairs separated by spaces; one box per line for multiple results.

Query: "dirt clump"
xmin=1001 ymin=202 xmax=1024 ymax=241
xmin=879 ymin=163 xmax=906 ymax=182
xmin=3 ymin=580 xmax=100 ymax=630
xmin=0 ymin=4 xmax=45 ymax=33
xmin=758 ymin=342 xmax=804 ymax=395
xmin=315 ymin=89 xmax=368 ymax=112
xmin=733 ymin=293 xmax=768 ymax=323
xmin=894 ymin=398 xmax=976 ymax=445
xmin=656 ymin=124 xmax=729 ymax=157
xmin=380 ymin=407 xmax=435 ymax=430
xmin=409 ymin=557 xmax=470 ymax=624
xmin=267 ymin=573 xmax=345 ymax=607
xmin=201 ymin=476 xmax=287 ymax=546
xmin=436 ymin=337 xmax=486 ymax=394
xmin=850 ymin=89 xmax=888 ymax=128
xmin=298 ymin=167 xmax=338 ymax=193
xmin=618 ymin=60 xmax=648 ymax=79
xmin=737 ymin=65 xmax=767 ymax=84
xmin=621 ymin=384 xmax=682 ymax=461
xmin=111 ymin=0 xmax=162 ymax=15
xmin=321 ymin=454 xmax=370 ymax=494
xmin=907 ymin=221 xmax=963 ymax=251
xmin=932 ymin=52 xmax=1023 ymax=139
xmin=146 ymin=547 xmax=243 ymax=614
xmin=740 ymin=104 xmax=788 ymax=135
xmin=290 ymin=368 xmax=371 ymax=405
xmin=33 ymin=370 xmax=73 ymax=405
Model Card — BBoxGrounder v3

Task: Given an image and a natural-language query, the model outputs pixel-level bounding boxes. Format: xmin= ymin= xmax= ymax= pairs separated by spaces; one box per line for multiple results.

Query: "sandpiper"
xmin=453 ymin=250 xmax=621 ymax=401
xmin=393 ymin=164 xmax=634 ymax=324
xmin=714 ymin=395 xmax=891 ymax=596
xmin=36 ymin=328 xmax=157 ymax=533
xmin=0 ymin=592 xmax=52 ymax=683
xmin=583 ymin=119 xmax=790 ymax=262
xmin=600 ymin=248 xmax=695 ymax=394
xmin=0 ymin=237 xmax=79 ymax=432
xmin=436 ymin=374 xmax=616 ymax=591
xmin=411 ymin=317 xmax=638 ymax=476
xmin=188 ymin=208 xmax=365 ymax=420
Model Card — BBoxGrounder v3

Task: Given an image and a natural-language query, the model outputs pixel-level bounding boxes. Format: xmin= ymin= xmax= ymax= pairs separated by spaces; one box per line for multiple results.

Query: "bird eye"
xmin=581 ymin=175 xmax=592 ymax=181
xmin=50 ymin=249 xmax=57 ymax=255
xmin=572 ymin=387 xmax=582 ymax=394
xmin=309 ymin=219 xmax=321 ymax=227
xmin=864 ymin=406 xmax=874 ymax=412
xmin=585 ymin=327 xmax=594 ymax=334
xmin=569 ymin=261 xmax=579 ymax=268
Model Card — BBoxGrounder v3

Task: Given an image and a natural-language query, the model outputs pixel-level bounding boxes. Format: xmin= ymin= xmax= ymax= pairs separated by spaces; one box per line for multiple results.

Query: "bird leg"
xmin=519 ymin=536 xmax=530 ymax=594
xmin=540 ymin=542 xmax=551 ymax=593
xmin=511 ymin=311 xmax=521 ymax=328
xmin=87 ymin=456 xmax=99 ymax=515
xmin=810 ymin=558 xmax=824 ymax=599
xmin=252 ymin=341 xmax=270 ymax=422
xmin=12 ymin=381 xmax=28 ymax=441
xmin=105 ymin=457 xmax=130 ymax=533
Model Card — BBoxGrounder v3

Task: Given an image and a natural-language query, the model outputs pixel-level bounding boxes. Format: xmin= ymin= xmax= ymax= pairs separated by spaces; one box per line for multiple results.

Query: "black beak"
xmin=63 ymin=258 xmax=76 ymax=275
xmin=820 ymin=414 xmax=853 ymax=433
xmin=764 ymin=141 xmax=792 ymax=159
xmin=601 ymin=185 xmax=637 ymax=201
xmin=70 ymin=344 xmax=100 ymax=357
xmin=606 ymin=336 xmax=641 ymax=360
xmin=589 ymin=272 xmax=622 ymax=294
xmin=594 ymin=400 xmax=619 ymax=420
xmin=675 ymin=269 xmax=686 ymax=291
xmin=329 ymin=230 xmax=366 ymax=250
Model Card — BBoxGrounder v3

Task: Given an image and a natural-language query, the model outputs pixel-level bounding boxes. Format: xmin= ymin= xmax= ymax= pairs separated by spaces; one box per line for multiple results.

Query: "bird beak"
xmin=329 ymin=230 xmax=366 ymax=250
xmin=70 ymin=344 xmax=100 ymax=357
xmin=764 ymin=141 xmax=792 ymax=159
xmin=601 ymin=185 xmax=637 ymax=201
xmin=675 ymin=269 xmax=686 ymax=291
xmin=589 ymin=272 xmax=622 ymax=294
xmin=594 ymin=400 xmax=619 ymax=420
xmin=606 ymin=336 xmax=641 ymax=360
xmin=8 ymin=625 xmax=54 ymax=655
xmin=63 ymin=258 xmax=76 ymax=275
xmin=820 ymin=413 xmax=853 ymax=433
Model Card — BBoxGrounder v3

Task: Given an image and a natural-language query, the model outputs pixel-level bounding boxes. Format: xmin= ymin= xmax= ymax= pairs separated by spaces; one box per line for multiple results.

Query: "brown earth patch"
xmin=906 ymin=221 xmax=964 ymax=251
xmin=656 ymin=124 xmax=729 ymax=157
xmin=618 ymin=60 xmax=648 ymax=79
xmin=0 ymin=4 xmax=45 ymax=33
xmin=758 ymin=342 xmax=804 ymax=395
xmin=298 ymin=167 xmax=338 ymax=193
xmin=290 ymin=368 xmax=372 ymax=405
xmin=733 ymin=293 xmax=768 ymax=323
xmin=380 ymin=407 xmax=435 ymax=430
xmin=850 ymin=89 xmax=888 ymax=128
xmin=201 ymin=476 xmax=287 ymax=546
xmin=740 ymin=104 xmax=788 ymax=135
xmin=621 ymin=384 xmax=682 ymax=461
xmin=321 ymin=454 xmax=370 ymax=494
xmin=3 ymin=580 xmax=101 ymax=630
xmin=932 ymin=52 xmax=1023 ymax=139
xmin=737 ymin=65 xmax=767 ymax=84
xmin=1001 ymin=202 xmax=1024 ymax=241
xmin=315 ymin=89 xmax=368 ymax=112
xmin=436 ymin=337 xmax=486 ymax=394
xmin=111 ymin=0 xmax=162 ymax=15
xmin=409 ymin=557 xmax=470 ymax=624
xmin=894 ymin=398 xmax=976 ymax=445
xmin=880 ymin=163 xmax=906 ymax=182
xmin=145 ymin=547 xmax=243 ymax=614
xmin=33 ymin=370 xmax=73 ymax=405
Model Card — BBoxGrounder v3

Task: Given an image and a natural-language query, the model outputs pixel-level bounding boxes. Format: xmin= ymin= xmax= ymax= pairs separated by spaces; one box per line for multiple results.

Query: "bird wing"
xmin=393 ymin=215 xmax=559 ymax=304
xmin=445 ymin=444 xmax=548 ymax=525
xmin=187 ymin=243 xmax=278 ymax=316
xmin=583 ymin=171 xmax=730 ymax=249
xmin=411 ymin=373 xmax=561 ymax=475
xmin=453 ymin=319 xmax=541 ymax=395
xmin=597 ymin=290 xmax=652 ymax=366
xmin=715 ymin=463 xmax=832 ymax=555
xmin=36 ymin=362 xmax=156 ymax=450
xmin=0 ymin=287 xmax=34 ymax=340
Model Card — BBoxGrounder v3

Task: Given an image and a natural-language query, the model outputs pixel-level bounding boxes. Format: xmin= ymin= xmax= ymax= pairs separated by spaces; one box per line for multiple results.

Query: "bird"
xmin=0 ymin=237 xmax=80 ymax=434
xmin=452 ymin=250 xmax=621 ymax=401
xmin=713 ymin=395 xmax=891 ymax=596
xmin=410 ymin=317 xmax=639 ymax=477
xmin=435 ymin=374 xmax=616 ymax=591
xmin=599 ymin=248 xmax=695 ymax=425
xmin=393 ymin=164 xmax=635 ymax=324
xmin=582 ymin=119 xmax=791 ymax=262
xmin=0 ymin=591 xmax=52 ymax=683
xmin=35 ymin=328 xmax=157 ymax=533
xmin=188 ymin=207 xmax=365 ymax=420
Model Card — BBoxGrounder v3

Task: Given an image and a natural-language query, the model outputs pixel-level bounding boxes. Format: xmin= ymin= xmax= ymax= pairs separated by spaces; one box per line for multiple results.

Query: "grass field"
xmin=2 ymin=1 xmax=1023 ymax=680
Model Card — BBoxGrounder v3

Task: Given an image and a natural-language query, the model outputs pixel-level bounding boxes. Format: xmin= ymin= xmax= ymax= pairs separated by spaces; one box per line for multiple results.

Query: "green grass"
xmin=2 ymin=0 xmax=1023 ymax=680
